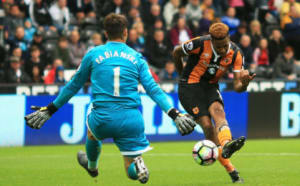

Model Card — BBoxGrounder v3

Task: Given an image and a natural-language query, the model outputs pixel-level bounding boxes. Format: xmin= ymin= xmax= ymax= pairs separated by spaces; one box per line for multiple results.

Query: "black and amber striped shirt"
xmin=181 ymin=35 xmax=244 ymax=84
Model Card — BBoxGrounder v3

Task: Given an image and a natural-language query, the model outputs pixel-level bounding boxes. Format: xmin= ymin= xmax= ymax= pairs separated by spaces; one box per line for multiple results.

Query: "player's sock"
xmin=218 ymin=146 xmax=235 ymax=172
xmin=217 ymin=125 xmax=232 ymax=146
xmin=85 ymin=137 xmax=101 ymax=170
xmin=77 ymin=151 xmax=99 ymax=177
xmin=128 ymin=162 xmax=139 ymax=180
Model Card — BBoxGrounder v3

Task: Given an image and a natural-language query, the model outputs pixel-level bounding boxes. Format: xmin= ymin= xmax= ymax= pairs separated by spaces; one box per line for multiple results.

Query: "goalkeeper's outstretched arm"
xmin=53 ymin=52 xmax=92 ymax=108
xmin=25 ymin=51 xmax=93 ymax=129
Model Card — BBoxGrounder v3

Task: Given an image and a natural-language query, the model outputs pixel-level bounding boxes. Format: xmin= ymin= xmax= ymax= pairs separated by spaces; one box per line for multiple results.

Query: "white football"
xmin=192 ymin=140 xmax=219 ymax=166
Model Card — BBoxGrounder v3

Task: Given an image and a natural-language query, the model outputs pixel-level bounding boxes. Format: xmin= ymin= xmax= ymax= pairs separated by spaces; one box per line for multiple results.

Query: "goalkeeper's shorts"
xmin=86 ymin=108 xmax=152 ymax=156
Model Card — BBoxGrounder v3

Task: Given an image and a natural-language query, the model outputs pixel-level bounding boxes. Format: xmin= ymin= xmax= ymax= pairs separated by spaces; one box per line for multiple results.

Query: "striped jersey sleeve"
xmin=181 ymin=36 xmax=202 ymax=55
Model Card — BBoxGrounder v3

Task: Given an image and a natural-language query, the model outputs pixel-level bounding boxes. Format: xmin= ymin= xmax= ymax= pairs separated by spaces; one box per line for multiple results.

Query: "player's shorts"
xmin=178 ymin=80 xmax=224 ymax=118
xmin=86 ymin=107 xmax=152 ymax=157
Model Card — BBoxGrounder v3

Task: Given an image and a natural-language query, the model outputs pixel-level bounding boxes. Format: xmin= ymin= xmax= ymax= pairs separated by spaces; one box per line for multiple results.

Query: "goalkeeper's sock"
xmin=85 ymin=137 xmax=101 ymax=170
xmin=217 ymin=125 xmax=232 ymax=146
xmin=218 ymin=146 xmax=235 ymax=172
xmin=128 ymin=162 xmax=139 ymax=180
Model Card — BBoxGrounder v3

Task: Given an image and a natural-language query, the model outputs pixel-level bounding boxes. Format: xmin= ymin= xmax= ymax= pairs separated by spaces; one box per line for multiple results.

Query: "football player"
xmin=173 ymin=22 xmax=256 ymax=183
xmin=25 ymin=13 xmax=196 ymax=184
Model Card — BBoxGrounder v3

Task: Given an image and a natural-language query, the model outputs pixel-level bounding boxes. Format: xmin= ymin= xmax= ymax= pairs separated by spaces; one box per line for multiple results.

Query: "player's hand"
xmin=168 ymin=108 xmax=196 ymax=135
xmin=24 ymin=103 xmax=58 ymax=129
xmin=240 ymin=70 xmax=256 ymax=85
xmin=175 ymin=114 xmax=196 ymax=135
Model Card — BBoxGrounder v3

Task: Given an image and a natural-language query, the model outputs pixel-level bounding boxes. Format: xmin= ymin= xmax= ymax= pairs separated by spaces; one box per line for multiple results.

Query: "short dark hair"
xmin=103 ymin=13 xmax=128 ymax=40
xmin=284 ymin=46 xmax=294 ymax=53
xmin=179 ymin=4 xmax=185 ymax=9
xmin=58 ymin=36 xmax=67 ymax=42
xmin=30 ymin=45 xmax=40 ymax=52
xmin=10 ymin=4 xmax=19 ymax=10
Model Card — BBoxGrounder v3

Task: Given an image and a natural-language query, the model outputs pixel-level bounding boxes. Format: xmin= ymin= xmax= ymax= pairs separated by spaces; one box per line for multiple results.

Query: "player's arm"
xmin=172 ymin=46 xmax=185 ymax=74
xmin=172 ymin=37 xmax=202 ymax=74
xmin=25 ymin=51 xmax=93 ymax=129
xmin=52 ymin=52 xmax=92 ymax=108
xmin=233 ymin=51 xmax=256 ymax=92
xmin=138 ymin=57 xmax=196 ymax=135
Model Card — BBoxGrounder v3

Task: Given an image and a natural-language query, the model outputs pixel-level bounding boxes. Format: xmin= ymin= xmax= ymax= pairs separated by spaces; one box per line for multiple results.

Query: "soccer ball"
xmin=192 ymin=140 xmax=219 ymax=166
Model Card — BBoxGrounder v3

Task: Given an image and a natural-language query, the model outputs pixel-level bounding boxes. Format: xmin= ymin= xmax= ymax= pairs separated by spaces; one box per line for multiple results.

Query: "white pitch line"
xmin=144 ymin=153 xmax=300 ymax=157
xmin=0 ymin=152 xmax=300 ymax=160
xmin=238 ymin=153 xmax=300 ymax=156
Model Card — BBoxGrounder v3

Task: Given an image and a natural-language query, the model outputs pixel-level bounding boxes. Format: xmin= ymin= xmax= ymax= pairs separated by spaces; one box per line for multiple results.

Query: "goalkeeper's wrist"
xmin=47 ymin=102 xmax=58 ymax=115
xmin=168 ymin=108 xmax=180 ymax=120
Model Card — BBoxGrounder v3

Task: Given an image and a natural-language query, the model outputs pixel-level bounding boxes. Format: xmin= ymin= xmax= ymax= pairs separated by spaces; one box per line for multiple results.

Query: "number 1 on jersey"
xmin=113 ymin=66 xmax=120 ymax=96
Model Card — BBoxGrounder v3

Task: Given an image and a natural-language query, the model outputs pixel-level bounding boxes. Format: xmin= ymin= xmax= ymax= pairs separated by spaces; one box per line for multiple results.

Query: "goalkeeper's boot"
xmin=134 ymin=156 xmax=149 ymax=184
xmin=229 ymin=170 xmax=244 ymax=183
xmin=222 ymin=136 xmax=246 ymax=159
xmin=77 ymin=151 xmax=98 ymax=177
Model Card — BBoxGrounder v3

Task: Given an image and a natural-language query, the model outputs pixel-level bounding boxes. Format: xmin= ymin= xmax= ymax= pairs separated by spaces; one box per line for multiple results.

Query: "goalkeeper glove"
xmin=168 ymin=108 xmax=196 ymax=136
xmin=24 ymin=103 xmax=58 ymax=129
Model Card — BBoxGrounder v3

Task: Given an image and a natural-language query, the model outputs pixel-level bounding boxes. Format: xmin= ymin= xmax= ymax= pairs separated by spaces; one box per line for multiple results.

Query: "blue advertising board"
xmin=0 ymin=92 xmax=248 ymax=146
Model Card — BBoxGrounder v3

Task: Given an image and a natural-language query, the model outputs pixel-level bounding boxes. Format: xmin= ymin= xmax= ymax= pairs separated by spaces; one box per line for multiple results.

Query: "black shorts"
xmin=178 ymin=81 xmax=224 ymax=118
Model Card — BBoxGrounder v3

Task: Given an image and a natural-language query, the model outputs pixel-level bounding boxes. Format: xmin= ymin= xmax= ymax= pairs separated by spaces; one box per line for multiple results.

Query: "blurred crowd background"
xmin=1 ymin=0 xmax=300 ymax=84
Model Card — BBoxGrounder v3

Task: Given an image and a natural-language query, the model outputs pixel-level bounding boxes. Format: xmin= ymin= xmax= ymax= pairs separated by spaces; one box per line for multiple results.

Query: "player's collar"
xmin=107 ymin=41 xmax=125 ymax=44
xmin=210 ymin=42 xmax=219 ymax=61
xmin=210 ymin=41 xmax=231 ymax=62
xmin=107 ymin=40 xmax=126 ymax=44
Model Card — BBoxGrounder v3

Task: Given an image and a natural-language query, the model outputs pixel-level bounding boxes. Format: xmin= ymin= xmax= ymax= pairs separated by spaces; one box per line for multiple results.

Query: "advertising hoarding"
xmin=0 ymin=93 xmax=248 ymax=146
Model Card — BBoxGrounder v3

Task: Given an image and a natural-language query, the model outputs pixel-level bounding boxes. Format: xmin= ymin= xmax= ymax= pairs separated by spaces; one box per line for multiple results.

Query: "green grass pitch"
xmin=1 ymin=139 xmax=300 ymax=186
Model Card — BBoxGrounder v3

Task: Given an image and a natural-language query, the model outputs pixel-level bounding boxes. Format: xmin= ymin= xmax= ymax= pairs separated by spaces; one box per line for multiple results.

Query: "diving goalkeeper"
xmin=25 ymin=13 xmax=196 ymax=184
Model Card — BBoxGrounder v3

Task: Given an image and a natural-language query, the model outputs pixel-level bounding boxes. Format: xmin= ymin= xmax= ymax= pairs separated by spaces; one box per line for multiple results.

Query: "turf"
xmin=0 ymin=139 xmax=300 ymax=186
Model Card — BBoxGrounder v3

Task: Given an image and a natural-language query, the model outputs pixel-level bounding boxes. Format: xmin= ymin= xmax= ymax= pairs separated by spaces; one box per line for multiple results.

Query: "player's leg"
xmin=86 ymin=129 xmax=102 ymax=170
xmin=195 ymin=116 xmax=218 ymax=144
xmin=113 ymin=108 xmax=151 ymax=183
xmin=207 ymin=87 xmax=244 ymax=183
xmin=179 ymin=83 xmax=243 ymax=182
xmin=208 ymin=101 xmax=231 ymax=146
xmin=78 ymin=110 xmax=103 ymax=177
xmin=218 ymin=146 xmax=243 ymax=183
xmin=195 ymin=116 xmax=237 ymax=178
xmin=77 ymin=129 xmax=101 ymax=177
xmin=123 ymin=155 xmax=149 ymax=184
xmin=208 ymin=101 xmax=245 ymax=159
xmin=208 ymin=102 xmax=244 ymax=183
xmin=217 ymin=146 xmax=235 ymax=171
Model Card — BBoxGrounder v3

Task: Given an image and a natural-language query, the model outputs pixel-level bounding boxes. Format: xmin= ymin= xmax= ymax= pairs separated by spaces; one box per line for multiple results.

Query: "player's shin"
xmin=85 ymin=136 xmax=102 ymax=170
xmin=217 ymin=146 xmax=235 ymax=172
xmin=217 ymin=124 xmax=232 ymax=146
xmin=202 ymin=124 xmax=219 ymax=145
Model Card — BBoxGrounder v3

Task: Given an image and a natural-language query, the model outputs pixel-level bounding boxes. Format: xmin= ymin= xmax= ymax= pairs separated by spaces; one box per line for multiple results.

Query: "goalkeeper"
xmin=25 ymin=13 xmax=196 ymax=184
